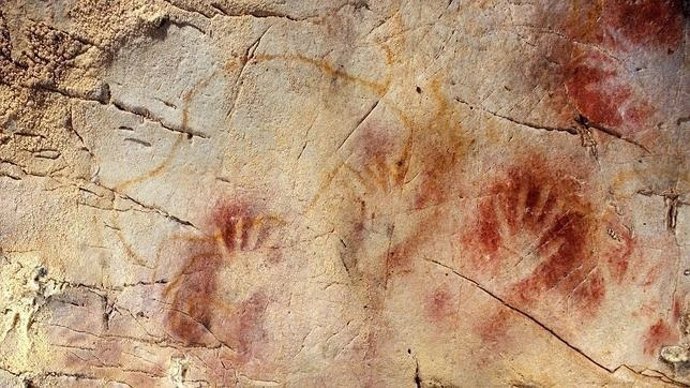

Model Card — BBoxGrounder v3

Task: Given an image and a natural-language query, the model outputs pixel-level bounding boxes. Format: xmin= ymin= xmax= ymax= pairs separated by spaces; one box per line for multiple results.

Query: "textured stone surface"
xmin=0 ymin=0 xmax=688 ymax=386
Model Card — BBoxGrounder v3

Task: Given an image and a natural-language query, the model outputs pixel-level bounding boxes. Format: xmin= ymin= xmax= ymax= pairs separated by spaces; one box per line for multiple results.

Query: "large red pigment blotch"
xmin=524 ymin=0 xmax=686 ymax=138
xmin=643 ymin=319 xmax=677 ymax=356
xmin=164 ymin=201 xmax=271 ymax=354
xmin=564 ymin=50 xmax=652 ymax=130
xmin=561 ymin=0 xmax=685 ymax=51
xmin=464 ymin=156 xmax=618 ymax=316
xmin=602 ymin=0 xmax=685 ymax=50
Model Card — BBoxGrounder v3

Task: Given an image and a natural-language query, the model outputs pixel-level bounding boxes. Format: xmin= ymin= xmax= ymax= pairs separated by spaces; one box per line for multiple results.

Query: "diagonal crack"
xmin=455 ymin=97 xmax=651 ymax=153
xmin=454 ymin=96 xmax=577 ymax=135
xmin=612 ymin=364 xmax=689 ymax=387
xmin=425 ymin=258 xmax=615 ymax=375
xmin=111 ymin=99 xmax=208 ymax=139
xmin=574 ymin=114 xmax=650 ymax=153
xmin=161 ymin=0 xmax=316 ymax=22
xmin=160 ymin=0 xmax=215 ymax=18
xmin=209 ymin=2 xmax=312 ymax=21
xmin=7 ymin=81 xmax=209 ymax=140
xmin=76 ymin=180 xmax=198 ymax=229
xmin=337 ymin=98 xmax=380 ymax=151
xmin=100 ymin=182 xmax=198 ymax=229
xmin=226 ymin=26 xmax=271 ymax=120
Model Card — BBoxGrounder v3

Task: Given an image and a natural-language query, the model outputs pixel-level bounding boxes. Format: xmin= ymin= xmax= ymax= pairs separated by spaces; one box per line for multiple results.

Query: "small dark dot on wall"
xmin=416 ymin=86 xmax=422 ymax=94
xmin=407 ymin=348 xmax=412 ymax=354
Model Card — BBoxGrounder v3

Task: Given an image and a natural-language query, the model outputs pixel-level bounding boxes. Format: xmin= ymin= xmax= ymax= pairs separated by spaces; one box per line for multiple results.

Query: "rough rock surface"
xmin=0 ymin=0 xmax=688 ymax=387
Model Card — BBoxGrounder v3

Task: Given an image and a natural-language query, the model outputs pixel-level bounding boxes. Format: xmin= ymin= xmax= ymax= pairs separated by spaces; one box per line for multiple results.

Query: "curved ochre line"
xmin=111 ymin=71 xmax=217 ymax=267
xmin=253 ymin=53 xmax=391 ymax=97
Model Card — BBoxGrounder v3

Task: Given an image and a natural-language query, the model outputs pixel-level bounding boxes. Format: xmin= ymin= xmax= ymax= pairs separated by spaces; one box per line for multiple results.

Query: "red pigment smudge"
xmin=350 ymin=125 xmax=411 ymax=192
xmin=562 ymin=0 xmax=684 ymax=51
xmin=602 ymin=221 xmax=634 ymax=284
xmin=478 ymin=310 xmax=512 ymax=344
xmin=643 ymin=319 xmax=677 ymax=356
xmin=414 ymin=141 xmax=463 ymax=209
xmin=233 ymin=291 xmax=269 ymax=360
xmin=424 ymin=286 xmax=455 ymax=323
xmin=165 ymin=250 xmax=223 ymax=345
